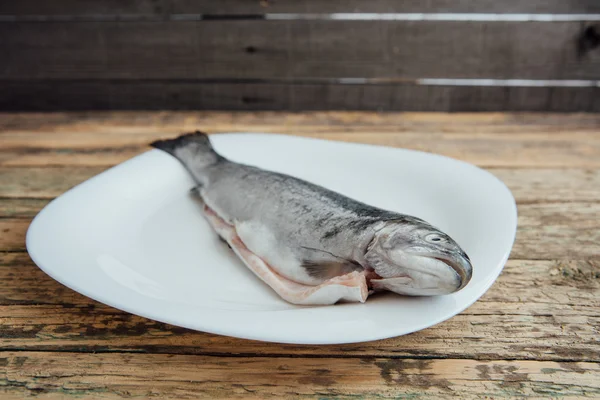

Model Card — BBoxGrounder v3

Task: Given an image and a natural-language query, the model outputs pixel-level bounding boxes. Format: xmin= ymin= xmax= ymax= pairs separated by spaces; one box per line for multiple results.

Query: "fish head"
xmin=365 ymin=220 xmax=472 ymax=296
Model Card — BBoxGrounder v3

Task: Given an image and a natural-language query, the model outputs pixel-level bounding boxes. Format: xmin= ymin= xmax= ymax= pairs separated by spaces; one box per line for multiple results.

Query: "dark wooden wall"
xmin=1 ymin=1 xmax=599 ymax=111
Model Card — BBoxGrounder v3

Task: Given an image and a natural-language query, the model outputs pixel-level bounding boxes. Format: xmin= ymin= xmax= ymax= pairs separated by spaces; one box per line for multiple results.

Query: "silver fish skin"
xmin=151 ymin=132 xmax=473 ymax=298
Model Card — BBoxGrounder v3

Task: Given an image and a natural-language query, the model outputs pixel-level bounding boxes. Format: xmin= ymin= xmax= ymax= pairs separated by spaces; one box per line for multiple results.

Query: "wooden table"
xmin=1 ymin=112 xmax=599 ymax=398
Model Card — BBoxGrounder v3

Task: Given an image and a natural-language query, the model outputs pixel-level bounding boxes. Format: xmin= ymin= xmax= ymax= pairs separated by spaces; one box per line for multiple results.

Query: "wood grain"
xmin=0 ymin=198 xmax=49 ymax=218
xmin=1 ymin=111 xmax=599 ymax=397
xmin=2 ymin=304 xmax=598 ymax=362
xmin=2 ymin=0 xmax=600 ymax=15
xmin=0 ymin=220 xmax=28 ymax=251
xmin=3 ymin=130 xmax=600 ymax=168
xmin=2 ymin=166 xmax=600 ymax=203
xmin=2 ymin=20 xmax=599 ymax=80
xmin=2 ymin=352 xmax=599 ymax=399
xmin=1 ymin=253 xmax=598 ymax=362
xmin=1 ymin=254 xmax=597 ymax=311
xmin=0 ymin=0 xmax=170 ymax=16
xmin=2 ymin=111 xmax=599 ymax=132
xmin=1 ymin=201 xmax=599 ymax=257
xmin=3 ymin=81 xmax=599 ymax=112
xmin=173 ymin=0 xmax=600 ymax=14
xmin=0 ymin=167 xmax=108 ymax=198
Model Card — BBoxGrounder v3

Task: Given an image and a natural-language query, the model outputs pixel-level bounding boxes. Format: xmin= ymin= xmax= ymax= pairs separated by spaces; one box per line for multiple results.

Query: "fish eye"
xmin=426 ymin=234 xmax=446 ymax=243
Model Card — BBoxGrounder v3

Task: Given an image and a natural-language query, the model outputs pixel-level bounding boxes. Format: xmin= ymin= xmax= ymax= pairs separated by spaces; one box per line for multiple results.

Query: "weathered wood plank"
xmin=0 ymin=167 xmax=108 ymax=199
xmin=3 ymin=130 xmax=600 ymax=168
xmin=1 ymin=166 xmax=599 ymax=203
xmin=514 ymin=202 xmax=600 ymax=259
xmin=0 ymin=0 xmax=171 ymax=16
xmin=1 ymin=201 xmax=597 ymax=259
xmin=2 ymin=111 xmax=599 ymax=133
xmin=1 ymin=253 xmax=598 ymax=361
xmin=1 ymin=111 xmax=599 ymax=165
xmin=173 ymin=0 xmax=600 ymax=14
xmin=2 ymin=0 xmax=600 ymax=15
xmin=3 ymin=253 xmax=598 ymax=309
xmin=1 ymin=202 xmax=599 ymax=257
xmin=3 ymin=81 xmax=598 ymax=112
xmin=0 ymin=198 xmax=49 ymax=218
xmin=0 ymin=112 xmax=597 ymax=396
xmin=287 ymin=84 xmax=600 ymax=113
xmin=2 ymin=175 xmax=600 ymax=259
xmin=1 ymin=21 xmax=599 ymax=80
xmin=1 ymin=352 xmax=599 ymax=399
xmin=0 ymin=220 xmax=28 ymax=251
xmin=3 ymin=303 xmax=597 ymax=360
xmin=1 ymin=253 xmax=598 ymax=310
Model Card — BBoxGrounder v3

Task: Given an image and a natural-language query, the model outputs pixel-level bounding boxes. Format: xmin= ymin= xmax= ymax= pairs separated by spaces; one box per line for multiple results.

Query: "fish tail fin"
xmin=151 ymin=131 xmax=225 ymax=181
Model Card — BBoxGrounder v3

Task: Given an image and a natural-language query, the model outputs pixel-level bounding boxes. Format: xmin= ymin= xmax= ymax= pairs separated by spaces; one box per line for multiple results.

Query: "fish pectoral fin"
xmin=189 ymin=185 xmax=203 ymax=197
xmin=301 ymin=260 xmax=363 ymax=280
xmin=300 ymin=246 xmax=363 ymax=280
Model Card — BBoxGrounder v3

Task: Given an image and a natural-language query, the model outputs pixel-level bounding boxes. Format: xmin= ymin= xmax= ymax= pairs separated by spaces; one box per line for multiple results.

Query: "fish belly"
xmin=202 ymin=205 xmax=368 ymax=305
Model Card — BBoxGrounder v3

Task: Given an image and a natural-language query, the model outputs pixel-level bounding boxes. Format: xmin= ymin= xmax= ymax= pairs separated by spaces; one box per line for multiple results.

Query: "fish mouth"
xmin=367 ymin=250 xmax=472 ymax=296
xmin=364 ymin=230 xmax=474 ymax=295
xmin=431 ymin=254 xmax=472 ymax=291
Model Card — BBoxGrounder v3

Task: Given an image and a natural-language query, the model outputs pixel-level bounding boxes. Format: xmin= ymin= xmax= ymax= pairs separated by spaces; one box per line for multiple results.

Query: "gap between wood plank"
xmin=2 ymin=348 xmax=599 ymax=363
xmin=2 ymin=13 xmax=600 ymax=22
xmin=2 ymin=78 xmax=599 ymax=88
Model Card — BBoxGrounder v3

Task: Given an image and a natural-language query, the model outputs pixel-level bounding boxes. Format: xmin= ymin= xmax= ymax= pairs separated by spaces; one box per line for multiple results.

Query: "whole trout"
xmin=151 ymin=132 xmax=472 ymax=305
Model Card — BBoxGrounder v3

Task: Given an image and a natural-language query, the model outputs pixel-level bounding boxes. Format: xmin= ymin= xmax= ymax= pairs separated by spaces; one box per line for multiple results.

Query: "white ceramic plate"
xmin=27 ymin=134 xmax=517 ymax=344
